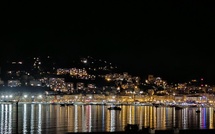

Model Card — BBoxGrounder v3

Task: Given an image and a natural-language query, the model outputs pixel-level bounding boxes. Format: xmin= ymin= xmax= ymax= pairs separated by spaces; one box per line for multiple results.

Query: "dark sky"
xmin=1 ymin=1 xmax=215 ymax=84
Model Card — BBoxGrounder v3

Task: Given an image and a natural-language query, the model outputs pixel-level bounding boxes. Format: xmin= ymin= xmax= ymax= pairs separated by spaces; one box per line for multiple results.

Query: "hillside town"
xmin=0 ymin=56 xmax=215 ymax=107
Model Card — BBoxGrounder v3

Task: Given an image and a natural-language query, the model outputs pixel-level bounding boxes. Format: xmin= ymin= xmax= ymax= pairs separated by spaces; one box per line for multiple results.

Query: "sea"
xmin=0 ymin=103 xmax=215 ymax=134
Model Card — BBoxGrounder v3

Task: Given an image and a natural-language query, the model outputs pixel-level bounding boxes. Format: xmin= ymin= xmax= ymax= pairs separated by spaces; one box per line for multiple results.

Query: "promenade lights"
xmin=37 ymin=95 xmax=42 ymax=102
xmin=31 ymin=96 xmax=35 ymax=102
xmin=38 ymin=95 xmax=42 ymax=98
xmin=75 ymin=96 xmax=78 ymax=101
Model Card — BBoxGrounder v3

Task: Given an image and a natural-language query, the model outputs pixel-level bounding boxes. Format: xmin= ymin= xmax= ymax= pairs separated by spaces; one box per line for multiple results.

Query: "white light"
xmin=24 ymin=95 xmax=28 ymax=98
xmin=9 ymin=95 xmax=12 ymax=98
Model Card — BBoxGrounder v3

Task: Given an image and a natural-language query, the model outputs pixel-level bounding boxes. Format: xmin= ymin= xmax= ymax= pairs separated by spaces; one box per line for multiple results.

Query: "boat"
xmin=124 ymin=124 xmax=139 ymax=131
xmin=153 ymin=103 xmax=161 ymax=108
xmin=108 ymin=105 xmax=121 ymax=110
xmin=175 ymin=105 xmax=184 ymax=110
xmin=196 ymin=109 xmax=200 ymax=113
xmin=60 ymin=103 xmax=66 ymax=107
xmin=66 ymin=103 xmax=74 ymax=106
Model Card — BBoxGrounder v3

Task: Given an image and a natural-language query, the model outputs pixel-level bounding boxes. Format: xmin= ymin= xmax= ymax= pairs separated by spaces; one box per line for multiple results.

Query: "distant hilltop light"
xmin=81 ymin=58 xmax=88 ymax=64
xmin=191 ymin=79 xmax=197 ymax=82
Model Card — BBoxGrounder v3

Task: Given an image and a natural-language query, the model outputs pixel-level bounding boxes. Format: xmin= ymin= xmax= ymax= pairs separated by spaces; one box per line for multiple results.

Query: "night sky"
xmin=1 ymin=1 xmax=215 ymax=84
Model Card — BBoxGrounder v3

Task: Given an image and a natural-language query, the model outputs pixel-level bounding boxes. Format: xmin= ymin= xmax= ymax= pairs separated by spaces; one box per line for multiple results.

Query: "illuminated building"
xmin=8 ymin=80 xmax=21 ymax=87
xmin=29 ymin=80 xmax=42 ymax=86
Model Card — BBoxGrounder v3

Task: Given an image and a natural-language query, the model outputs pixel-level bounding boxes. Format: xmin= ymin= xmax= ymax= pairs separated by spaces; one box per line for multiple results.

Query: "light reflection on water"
xmin=0 ymin=103 xmax=215 ymax=134
xmin=0 ymin=104 xmax=13 ymax=134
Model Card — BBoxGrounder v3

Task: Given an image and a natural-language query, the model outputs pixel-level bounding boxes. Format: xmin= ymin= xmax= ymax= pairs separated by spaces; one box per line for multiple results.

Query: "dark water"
xmin=1 ymin=103 xmax=215 ymax=134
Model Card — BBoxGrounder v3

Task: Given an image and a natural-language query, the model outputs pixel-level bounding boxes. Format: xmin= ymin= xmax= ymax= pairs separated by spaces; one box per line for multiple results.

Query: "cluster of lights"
xmin=49 ymin=78 xmax=66 ymax=92
xmin=1 ymin=95 xmax=13 ymax=98
xmin=57 ymin=68 xmax=96 ymax=80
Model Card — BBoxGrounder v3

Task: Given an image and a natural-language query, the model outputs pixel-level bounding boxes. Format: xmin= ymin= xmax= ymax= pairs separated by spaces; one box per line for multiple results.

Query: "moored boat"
xmin=107 ymin=105 xmax=121 ymax=110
